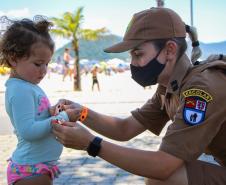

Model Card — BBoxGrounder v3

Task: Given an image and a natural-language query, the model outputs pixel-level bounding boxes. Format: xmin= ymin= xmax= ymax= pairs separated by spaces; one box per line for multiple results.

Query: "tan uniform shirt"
xmin=131 ymin=54 xmax=226 ymax=165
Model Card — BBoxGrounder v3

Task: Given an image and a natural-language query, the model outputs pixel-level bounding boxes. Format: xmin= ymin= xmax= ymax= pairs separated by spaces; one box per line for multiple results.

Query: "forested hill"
xmin=54 ymin=34 xmax=129 ymax=61
xmin=199 ymin=41 xmax=226 ymax=59
xmin=54 ymin=34 xmax=226 ymax=61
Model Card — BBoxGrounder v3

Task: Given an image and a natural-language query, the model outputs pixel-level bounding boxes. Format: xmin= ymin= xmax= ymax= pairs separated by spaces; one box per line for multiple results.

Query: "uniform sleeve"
xmin=131 ymin=85 xmax=170 ymax=135
xmin=159 ymin=84 xmax=224 ymax=162
xmin=10 ymin=88 xmax=69 ymax=141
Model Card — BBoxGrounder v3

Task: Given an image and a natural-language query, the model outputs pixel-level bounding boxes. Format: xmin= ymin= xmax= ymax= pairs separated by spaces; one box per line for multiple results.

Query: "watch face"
xmin=87 ymin=137 xmax=102 ymax=157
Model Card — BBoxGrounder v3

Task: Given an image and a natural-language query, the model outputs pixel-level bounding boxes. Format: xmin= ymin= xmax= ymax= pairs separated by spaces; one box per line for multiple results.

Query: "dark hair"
xmin=151 ymin=38 xmax=187 ymax=62
xmin=0 ymin=16 xmax=55 ymax=67
xmin=152 ymin=38 xmax=187 ymax=59
xmin=152 ymin=24 xmax=202 ymax=63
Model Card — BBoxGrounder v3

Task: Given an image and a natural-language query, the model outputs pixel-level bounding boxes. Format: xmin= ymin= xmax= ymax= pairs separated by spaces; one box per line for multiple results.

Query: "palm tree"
xmin=51 ymin=7 xmax=107 ymax=91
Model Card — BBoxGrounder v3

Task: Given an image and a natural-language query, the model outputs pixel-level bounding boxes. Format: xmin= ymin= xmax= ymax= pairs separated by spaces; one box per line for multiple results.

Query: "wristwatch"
xmin=87 ymin=136 xmax=103 ymax=157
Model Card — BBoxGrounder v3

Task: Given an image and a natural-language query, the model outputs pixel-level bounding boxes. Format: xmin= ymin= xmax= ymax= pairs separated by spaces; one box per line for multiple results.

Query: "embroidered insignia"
xmin=182 ymin=89 xmax=213 ymax=102
xmin=182 ymin=89 xmax=212 ymax=125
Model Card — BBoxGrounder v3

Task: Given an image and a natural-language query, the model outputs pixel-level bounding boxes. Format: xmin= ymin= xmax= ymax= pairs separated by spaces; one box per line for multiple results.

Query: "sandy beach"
xmin=0 ymin=71 xmax=157 ymax=185
xmin=0 ymin=71 xmax=217 ymax=185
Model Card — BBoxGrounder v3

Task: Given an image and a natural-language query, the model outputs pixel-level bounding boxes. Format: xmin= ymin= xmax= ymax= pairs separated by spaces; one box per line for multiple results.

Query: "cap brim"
xmin=104 ymin=40 xmax=145 ymax=53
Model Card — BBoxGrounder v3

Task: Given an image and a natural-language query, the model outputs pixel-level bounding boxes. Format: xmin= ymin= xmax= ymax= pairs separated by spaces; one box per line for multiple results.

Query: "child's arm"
xmin=10 ymin=89 xmax=69 ymax=141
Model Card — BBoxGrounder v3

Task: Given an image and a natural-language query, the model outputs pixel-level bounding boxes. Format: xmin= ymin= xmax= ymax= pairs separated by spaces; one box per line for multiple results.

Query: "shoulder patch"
xmin=182 ymin=89 xmax=213 ymax=102
xmin=182 ymin=89 xmax=212 ymax=126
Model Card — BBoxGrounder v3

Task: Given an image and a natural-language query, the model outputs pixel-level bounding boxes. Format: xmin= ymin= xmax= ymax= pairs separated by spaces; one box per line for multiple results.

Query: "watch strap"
xmin=87 ymin=136 xmax=102 ymax=157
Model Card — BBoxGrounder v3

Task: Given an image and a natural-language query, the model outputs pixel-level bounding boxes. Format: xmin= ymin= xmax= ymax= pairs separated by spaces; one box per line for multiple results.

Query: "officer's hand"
xmin=52 ymin=99 xmax=84 ymax=122
xmin=57 ymin=99 xmax=75 ymax=106
xmin=63 ymin=102 xmax=83 ymax=122
xmin=52 ymin=121 xmax=94 ymax=150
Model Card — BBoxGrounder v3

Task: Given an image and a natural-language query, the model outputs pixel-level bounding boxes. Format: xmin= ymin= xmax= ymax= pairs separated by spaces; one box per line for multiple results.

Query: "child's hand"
xmin=51 ymin=119 xmax=65 ymax=125
xmin=49 ymin=106 xmax=56 ymax=116
xmin=52 ymin=120 xmax=76 ymax=126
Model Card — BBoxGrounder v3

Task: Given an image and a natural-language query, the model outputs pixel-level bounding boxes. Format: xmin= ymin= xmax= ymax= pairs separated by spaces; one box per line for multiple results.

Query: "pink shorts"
xmin=7 ymin=160 xmax=61 ymax=185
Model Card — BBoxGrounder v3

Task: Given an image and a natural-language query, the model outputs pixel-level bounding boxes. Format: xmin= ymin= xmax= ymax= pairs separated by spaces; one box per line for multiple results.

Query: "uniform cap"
xmin=104 ymin=7 xmax=186 ymax=53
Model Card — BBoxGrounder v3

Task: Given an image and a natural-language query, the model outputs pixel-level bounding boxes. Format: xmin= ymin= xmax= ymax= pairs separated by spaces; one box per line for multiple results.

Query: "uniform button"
xmin=171 ymin=80 xmax=178 ymax=91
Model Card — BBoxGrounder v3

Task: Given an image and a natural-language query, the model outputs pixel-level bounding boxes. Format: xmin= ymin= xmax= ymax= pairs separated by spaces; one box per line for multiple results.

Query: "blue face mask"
xmin=130 ymin=50 xmax=165 ymax=87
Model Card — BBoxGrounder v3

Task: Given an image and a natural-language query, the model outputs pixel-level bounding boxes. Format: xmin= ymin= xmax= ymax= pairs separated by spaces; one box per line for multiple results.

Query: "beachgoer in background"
xmin=91 ymin=65 xmax=100 ymax=91
xmin=62 ymin=48 xmax=72 ymax=81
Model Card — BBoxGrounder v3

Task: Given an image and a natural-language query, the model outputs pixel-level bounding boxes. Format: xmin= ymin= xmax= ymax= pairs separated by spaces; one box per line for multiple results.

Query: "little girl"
xmin=0 ymin=16 xmax=69 ymax=185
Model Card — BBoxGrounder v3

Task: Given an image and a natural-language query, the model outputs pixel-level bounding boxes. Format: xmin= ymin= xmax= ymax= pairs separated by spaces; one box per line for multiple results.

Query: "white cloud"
xmin=0 ymin=8 xmax=30 ymax=18
xmin=83 ymin=17 xmax=109 ymax=30
xmin=53 ymin=36 xmax=70 ymax=50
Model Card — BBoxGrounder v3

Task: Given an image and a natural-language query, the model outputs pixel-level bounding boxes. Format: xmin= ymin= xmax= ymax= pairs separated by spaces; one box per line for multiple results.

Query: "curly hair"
xmin=0 ymin=16 xmax=55 ymax=67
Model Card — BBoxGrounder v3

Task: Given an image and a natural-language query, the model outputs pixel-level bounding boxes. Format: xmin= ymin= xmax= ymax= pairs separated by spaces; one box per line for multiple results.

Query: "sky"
xmin=0 ymin=0 xmax=225 ymax=49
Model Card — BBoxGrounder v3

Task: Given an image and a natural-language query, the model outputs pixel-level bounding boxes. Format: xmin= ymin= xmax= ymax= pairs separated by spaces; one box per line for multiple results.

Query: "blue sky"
xmin=1 ymin=0 xmax=225 ymax=49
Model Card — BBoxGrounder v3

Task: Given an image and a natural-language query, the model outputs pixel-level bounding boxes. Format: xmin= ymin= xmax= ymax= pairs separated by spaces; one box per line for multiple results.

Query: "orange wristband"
xmin=79 ymin=106 xmax=88 ymax=122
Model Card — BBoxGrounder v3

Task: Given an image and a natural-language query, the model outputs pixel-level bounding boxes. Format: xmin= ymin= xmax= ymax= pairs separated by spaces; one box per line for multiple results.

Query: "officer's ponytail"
xmin=185 ymin=24 xmax=202 ymax=64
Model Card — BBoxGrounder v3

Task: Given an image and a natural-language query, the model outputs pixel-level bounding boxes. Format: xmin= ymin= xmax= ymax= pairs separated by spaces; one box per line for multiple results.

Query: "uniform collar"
xmin=166 ymin=54 xmax=192 ymax=95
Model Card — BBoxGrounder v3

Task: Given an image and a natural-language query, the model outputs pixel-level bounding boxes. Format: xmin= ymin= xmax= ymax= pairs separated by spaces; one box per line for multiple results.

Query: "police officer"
xmin=52 ymin=8 xmax=226 ymax=185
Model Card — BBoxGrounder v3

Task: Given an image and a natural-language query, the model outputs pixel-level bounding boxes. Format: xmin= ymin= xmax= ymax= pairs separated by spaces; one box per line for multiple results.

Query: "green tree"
xmin=51 ymin=7 xmax=107 ymax=91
